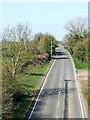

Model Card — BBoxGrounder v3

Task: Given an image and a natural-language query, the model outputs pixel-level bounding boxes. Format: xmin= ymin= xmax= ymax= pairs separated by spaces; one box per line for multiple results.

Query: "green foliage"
xmin=38 ymin=37 xmax=46 ymax=54
xmin=33 ymin=32 xmax=58 ymax=58
xmin=44 ymin=33 xmax=58 ymax=56
xmin=2 ymin=24 xmax=58 ymax=118
xmin=10 ymin=60 xmax=50 ymax=118
xmin=63 ymin=17 xmax=88 ymax=63
xmin=65 ymin=48 xmax=88 ymax=69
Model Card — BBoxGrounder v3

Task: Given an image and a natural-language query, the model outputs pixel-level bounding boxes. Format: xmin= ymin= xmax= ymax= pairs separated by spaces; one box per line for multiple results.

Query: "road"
xmin=29 ymin=46 xmax=84 ymax=119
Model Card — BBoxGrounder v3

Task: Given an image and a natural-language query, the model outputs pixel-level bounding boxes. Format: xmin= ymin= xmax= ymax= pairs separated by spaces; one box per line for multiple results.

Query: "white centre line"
xmin=57 ymin=116 xmax=58 ymax=119
xmin=66 ymin=49 xmax=84 ymax=118
xmin=58 ymin=101 xmax=59 ymax=106
xmin=61 ymin=70 xmax=63 ymax=75
xmin=60 ymin=77 xmax=62 ymax=81
xmin=61 ymin=69 xmax=63 ymax=72
xmin=60 ymin=73 xmax=62 ymax=76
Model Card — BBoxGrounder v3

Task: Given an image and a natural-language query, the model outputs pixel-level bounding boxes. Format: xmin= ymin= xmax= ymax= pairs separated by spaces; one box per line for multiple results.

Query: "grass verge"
xmin=65 ymin=48 xmax=88 ymax=69
xmin=10 ymin=60 xmax=51 ymax=118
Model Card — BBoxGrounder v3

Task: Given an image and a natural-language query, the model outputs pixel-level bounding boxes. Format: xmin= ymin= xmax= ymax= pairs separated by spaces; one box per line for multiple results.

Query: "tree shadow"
xmin=52 ymin=51 xmax=70 ymax=60
xmin=30 ymin=73 xmax=45 ymax=76
xmin=54 ymin=51 xmax=68 ymax=56
xmin=52 ymin=57 xmax=70 ymax=60
xmin=64 ymin=80 xmax=71 ymax=118
xmin=12 ymin=95 xmax=33 ymax=119
xmin=25 ymin=79 xmax=78 ymax=119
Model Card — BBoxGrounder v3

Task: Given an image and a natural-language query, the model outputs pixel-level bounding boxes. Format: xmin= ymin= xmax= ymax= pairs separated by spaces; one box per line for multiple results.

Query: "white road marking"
xmin=59 ymin=91 xmax=60 ymax=95
xmin=58 ymin=101 xmax=59 ymax=106
xmin=61 ymin=69 xmax=63 ymax=72
xmin=60 ymin=73 xmax=62 ymax=76
xmin=66 ymin=49 xmax=85 ymax=118
xmin=57 ymin=116 xmax=58 ymax=118
xmin=28 ymin=60 xmax=56 ymax=119
xmin=60 ymin=83 xmax=61 ymax=87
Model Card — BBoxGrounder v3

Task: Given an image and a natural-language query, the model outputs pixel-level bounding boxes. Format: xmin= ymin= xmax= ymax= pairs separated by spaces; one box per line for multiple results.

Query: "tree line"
xmin=63 ymin=17 xmax=88 ymax=63
xmin=2 ymin=23 xmax=58 ymax=119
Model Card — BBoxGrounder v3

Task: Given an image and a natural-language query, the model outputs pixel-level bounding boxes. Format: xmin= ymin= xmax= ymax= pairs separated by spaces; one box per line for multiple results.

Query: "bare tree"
xmin=64 ymin=17 xmax=87 ymax=37
xmin=64 ymin=17 xmax=88 ymax=62
xmin=2 ymin=23 xmax=32 ymax=77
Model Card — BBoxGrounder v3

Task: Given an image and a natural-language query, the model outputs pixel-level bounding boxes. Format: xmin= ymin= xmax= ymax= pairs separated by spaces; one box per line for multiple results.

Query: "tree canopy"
xmin=2 ymin=24 xmax=58 ymax=119
xmin=63 ymin=17 xmax=88 ymax=63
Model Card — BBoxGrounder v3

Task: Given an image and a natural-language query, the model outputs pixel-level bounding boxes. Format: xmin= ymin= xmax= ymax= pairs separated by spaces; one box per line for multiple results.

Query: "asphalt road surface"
xmin=29 ymin=46 xmax=84 ymax=119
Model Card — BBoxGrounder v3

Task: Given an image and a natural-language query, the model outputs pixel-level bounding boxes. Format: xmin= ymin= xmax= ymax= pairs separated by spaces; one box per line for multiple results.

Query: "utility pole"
xmin=51 ymin=39 xmax=52 ymax=59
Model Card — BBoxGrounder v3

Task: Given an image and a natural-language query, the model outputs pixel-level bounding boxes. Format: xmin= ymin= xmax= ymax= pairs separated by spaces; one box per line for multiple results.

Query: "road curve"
xmin=28 ymin=46 xmax=84 ymax=119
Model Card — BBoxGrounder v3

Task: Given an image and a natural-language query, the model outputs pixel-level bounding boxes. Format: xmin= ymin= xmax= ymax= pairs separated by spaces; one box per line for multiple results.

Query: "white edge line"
xmin=28 ymin=59 xmax=56 ymax=120
xmin=65 ymin=49 xmax=84 ymax=118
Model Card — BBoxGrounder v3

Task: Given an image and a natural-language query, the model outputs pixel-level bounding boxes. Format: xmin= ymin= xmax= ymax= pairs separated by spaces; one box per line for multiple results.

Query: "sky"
xmin=1 ymin=2 xmax=88 ymax=41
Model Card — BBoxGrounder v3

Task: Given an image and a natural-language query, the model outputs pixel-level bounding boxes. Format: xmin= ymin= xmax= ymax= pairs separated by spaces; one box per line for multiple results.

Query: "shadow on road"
xmin=26 ymin=81 xmax=77 ymax=119
xmin=52 ymin=51 xmax=70 ymax=60
xmin=64 ymin=80 xmax=71 ymax=118
xmin=25 ymin=78 xmax=77 ymax=119
xmin=52 ymin=57 xmax=70 ymax=60
xmin=54 ymin=51 xmax=68 ymax=56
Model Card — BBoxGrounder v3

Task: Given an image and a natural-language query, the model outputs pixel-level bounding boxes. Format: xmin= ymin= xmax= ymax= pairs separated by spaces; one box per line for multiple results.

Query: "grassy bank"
xmin=65 ymin=48 xmax=88 ymax=69
xmin=10 ymin=60 xmax=51 ymax=118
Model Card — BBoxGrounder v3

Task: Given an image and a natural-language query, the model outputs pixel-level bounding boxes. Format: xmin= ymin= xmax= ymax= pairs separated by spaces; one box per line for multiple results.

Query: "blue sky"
xmin=1 ymin=2 xmax=88 ymax=41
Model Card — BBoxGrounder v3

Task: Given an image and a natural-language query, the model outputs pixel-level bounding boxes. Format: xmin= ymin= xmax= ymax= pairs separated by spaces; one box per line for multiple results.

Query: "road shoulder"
xmin=76 ymin=69 xmax=88 ymax=118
